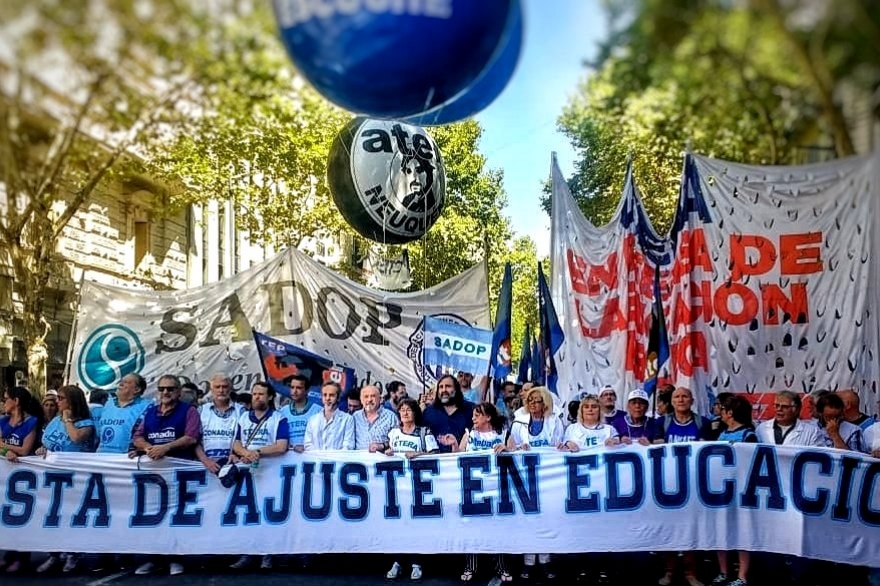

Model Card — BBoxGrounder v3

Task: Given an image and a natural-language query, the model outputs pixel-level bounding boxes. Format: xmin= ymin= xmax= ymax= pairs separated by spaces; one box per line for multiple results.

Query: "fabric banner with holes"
xmin=69 ymin=247 xmax=489 ymax=398
xmin=2 ymin=446 xmax=879 ymax=563
xmin=664 ymin=153 xmax=880 ymax=417
xmin=549 ymin=156 xmax=672 ymax=406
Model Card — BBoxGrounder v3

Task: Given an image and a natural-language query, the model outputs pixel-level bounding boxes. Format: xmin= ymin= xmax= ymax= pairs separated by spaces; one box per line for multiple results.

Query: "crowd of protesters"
xmin=1 ymin=371 xmax=879 ymax=586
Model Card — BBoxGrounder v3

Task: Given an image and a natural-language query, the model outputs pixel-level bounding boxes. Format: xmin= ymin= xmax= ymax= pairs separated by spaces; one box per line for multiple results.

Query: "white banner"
xmin=1 ymin=445 xmax=878 ymax=564
xmin=366 ymin=249 xmax=413 ymax=291
xmin=550 ymin=157 xmax=670 ymax=405
xmin=70 ymin=248 xmax=489 ymax=396
xmin=666 ymin=153 xmax=880 ymax=416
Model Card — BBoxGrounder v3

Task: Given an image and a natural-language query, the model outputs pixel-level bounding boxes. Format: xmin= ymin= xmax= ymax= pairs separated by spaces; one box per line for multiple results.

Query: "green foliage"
xmin=553 ymin=0 xmax=878 ymax=233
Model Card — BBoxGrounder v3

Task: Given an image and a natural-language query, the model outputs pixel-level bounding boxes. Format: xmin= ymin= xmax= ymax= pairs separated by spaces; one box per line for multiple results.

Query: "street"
xmin=2 ymin=552 xmax=870 ymax=586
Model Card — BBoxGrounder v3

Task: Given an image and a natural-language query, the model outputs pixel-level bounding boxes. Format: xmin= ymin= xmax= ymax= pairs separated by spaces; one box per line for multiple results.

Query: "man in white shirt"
xmin=755 ymin=391 xmax=823 ymax=447
xmin=304 ymin=382 xmax=355 ymax=451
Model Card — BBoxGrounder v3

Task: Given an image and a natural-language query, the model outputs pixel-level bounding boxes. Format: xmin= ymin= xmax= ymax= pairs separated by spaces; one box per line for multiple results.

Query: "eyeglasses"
xmin=157 ymin=386 xmax=178 ymax=393
xmin=528 ymin=399 xmax=544 ymax=404
xmin=57 ymin=396 xmax=68 ymax=402
xmin=774 ymin=404 xmax=795 ymax=409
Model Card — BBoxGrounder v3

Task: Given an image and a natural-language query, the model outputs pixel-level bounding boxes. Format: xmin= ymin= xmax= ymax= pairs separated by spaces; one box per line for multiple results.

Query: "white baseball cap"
xmin=600 ymin=385 xmax=616 ymax=397
xmin=627 ymin=389 xmax=650 ymax=403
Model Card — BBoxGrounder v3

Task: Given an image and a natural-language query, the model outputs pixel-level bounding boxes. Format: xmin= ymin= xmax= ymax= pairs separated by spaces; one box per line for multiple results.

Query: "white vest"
xmin=199 ymin=403 xmax=242 ymax=459
xmin=237 ymin=410 xmax=286 ymax=450
xmin=466 ymin=428 xmax=504 ymax=452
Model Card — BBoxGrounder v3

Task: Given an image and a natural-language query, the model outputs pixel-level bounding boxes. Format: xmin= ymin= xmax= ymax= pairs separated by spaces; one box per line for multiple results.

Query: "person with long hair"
xmin=36 ymin=385 xmax=95 ymax=574
xmin=444 ymin=402 xmax=511 ymax=583
xmin=385 ymin=397 xmax=439 ymax=581
xmin=712 ymin=395 xmax=757 ymax=586
xmin=423 ymin=374 xmax=474 ymax=453
xmin=0 ymin=386 xmax=42 ymax=574
xmin=504 ymin=386 xmax=564 ymax=580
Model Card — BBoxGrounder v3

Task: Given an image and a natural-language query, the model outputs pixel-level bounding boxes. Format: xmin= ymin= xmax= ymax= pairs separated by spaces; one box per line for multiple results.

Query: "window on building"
xmin=134 ymin=220 xmax=150 ymax=268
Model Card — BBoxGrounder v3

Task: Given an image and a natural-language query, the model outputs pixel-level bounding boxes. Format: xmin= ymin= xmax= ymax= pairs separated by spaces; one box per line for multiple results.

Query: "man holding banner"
xmin=280 ymin=375 xmax=321 ymax=453
xmin=305 ymin=382 xmax=355 ymax=451
xmin=353 ymin=385 xmax=397 ymax=451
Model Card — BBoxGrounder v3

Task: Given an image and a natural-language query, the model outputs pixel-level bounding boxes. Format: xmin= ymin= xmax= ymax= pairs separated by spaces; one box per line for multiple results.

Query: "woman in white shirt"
xmin=385 ymin=398 xmax=438 ymax=581
xmin=560 ymin=395 xmax=620 ymax=452
xmin=503 ymin=387 xmax=564 ymax=580
xmin=444 ymin=402 xmax=511 ymax=582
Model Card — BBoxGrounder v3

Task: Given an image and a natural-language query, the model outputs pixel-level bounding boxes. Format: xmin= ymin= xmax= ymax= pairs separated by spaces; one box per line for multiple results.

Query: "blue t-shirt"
xmin=664 ymin=416 xmax=702 ymax=443
xmin=42 ymin=416 xmax=95 ymax=452
xmin=0 ymin=415 xmax=39 ymax=451
xmin=97 ymin=397 xmax=150 ymax=453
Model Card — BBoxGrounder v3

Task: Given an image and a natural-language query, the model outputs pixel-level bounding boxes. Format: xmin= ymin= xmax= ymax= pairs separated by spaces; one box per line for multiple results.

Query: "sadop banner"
xmin=666 ymin=153 xmax=880 ymax=416
xmin=1 ymin=445 xmax=878 ymax=563
xmin=423 ymin=316 xmax=493 ymax=374
xmin=549 ymin=156 xmax=671 ymax=404
xmin=71 ymin=247 xmax=489 ymax=397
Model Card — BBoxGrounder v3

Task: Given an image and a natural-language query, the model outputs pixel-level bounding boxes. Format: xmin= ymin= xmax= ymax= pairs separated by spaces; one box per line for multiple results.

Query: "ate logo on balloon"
xmin=330 ymin=118 xmax=447 ymax=245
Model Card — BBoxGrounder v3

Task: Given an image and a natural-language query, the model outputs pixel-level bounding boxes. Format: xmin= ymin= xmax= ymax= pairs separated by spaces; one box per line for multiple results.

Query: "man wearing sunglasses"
xmin=132 ymin=374 xmax=201 ymax=577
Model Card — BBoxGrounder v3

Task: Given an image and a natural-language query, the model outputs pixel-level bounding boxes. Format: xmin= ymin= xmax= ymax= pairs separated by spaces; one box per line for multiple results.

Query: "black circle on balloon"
xmin=328 ymin=117 xmax=446 ymax=245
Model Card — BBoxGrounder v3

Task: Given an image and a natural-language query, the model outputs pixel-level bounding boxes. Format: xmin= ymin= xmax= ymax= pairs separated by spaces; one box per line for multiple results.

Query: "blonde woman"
xmin=560 ymin=395 xmax=620 ymax=452
xmin=504 ymin=386 xmax=563 ymax=580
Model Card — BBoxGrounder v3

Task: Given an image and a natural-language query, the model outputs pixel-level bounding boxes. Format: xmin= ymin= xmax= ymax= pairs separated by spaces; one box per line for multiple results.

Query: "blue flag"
xmin=644 ymin=267 xmax=670 ymax=397
xmin=423 ymin=316 xmax=493 ymax=375
xmin=537 ymin=262 xmax=565 ymax=394
xmin=491 ymin=262 xmax=513 ymax=379
xmin=516 ymin=323 xmax=531 ymax=384
xmin=253 ymin=330 xmax=356 ymax=402
xmin=530 ymin=334 xmax=543 ymax=384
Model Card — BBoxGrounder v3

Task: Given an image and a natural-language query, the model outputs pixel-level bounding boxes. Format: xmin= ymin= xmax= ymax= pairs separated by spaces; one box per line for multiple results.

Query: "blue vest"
xmin=0 ymin=415 xmax=38 ymax=450
xmin=97 ymin=397 xmax=150 ymax=454
xmin=142 ymin=401 xmax=195 ymax=459
xmin=718 ymin=426 xmax=757 ymax=443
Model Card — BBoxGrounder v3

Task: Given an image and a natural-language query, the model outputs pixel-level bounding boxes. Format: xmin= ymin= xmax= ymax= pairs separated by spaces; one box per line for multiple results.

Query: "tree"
xmin=553 ymin=0 xmax=879 ymax=232
xmin=0 ymin=1 xmax=213 ymax=397
xmin=506 ymin=236 xmax=540 ymax=363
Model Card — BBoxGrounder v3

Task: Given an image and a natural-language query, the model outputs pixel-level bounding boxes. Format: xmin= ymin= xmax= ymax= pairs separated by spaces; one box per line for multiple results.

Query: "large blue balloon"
xmin=402 ymin=0 xmax=523 ymax=126
xmin=272 ymin=0 xmax=519 ymax=119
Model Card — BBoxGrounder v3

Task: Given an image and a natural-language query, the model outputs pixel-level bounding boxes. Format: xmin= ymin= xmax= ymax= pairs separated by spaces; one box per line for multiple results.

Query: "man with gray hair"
xmin=755 ymin=391 xmax=823 ymax=446
xmin=353 ymin=384 xmax=398 ymax=451
xmin=195 ymin=373 xmax=242 ymax=475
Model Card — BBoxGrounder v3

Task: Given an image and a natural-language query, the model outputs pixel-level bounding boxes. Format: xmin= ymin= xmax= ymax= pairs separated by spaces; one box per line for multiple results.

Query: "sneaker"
xmin=260 ymin=555 xmax=273 ymax=570
xmin=711 ymin=574 xmax=729 ymax=585
xmin=135 ymin=562 xmax=156 ymax=575
xmin=36 ymin=555 xmax=60 ymax=573
xmin=386 ymin=561 xmax=401 ymax=579
xmin=410 ymin=564 xmax=422 ymax=580
xmin=658 ymin=574 xmax=674 ymax=586
xmin=169 ymin=562 xmax=184 ymax=576
xmin=726 ymin=580 xmax=747 ymax=586
xmin=63 ymin=554 xmax=80 ymax=573
xmin=685 ymin=576 xmax=705 ymax=586
xmin=230 ymin=555 xmax=251 ymax=570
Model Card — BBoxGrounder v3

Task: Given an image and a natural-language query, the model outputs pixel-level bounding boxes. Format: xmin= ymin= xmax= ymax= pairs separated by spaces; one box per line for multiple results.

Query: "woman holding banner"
xmin=0 ymin=386 xmax=42 ymax=574
xmin=385 ymin=398 xmax=439 ymax=581
xmin=445 ymin=402 xmax=512 ymax=582
xmin=35 ymin=385 xmax=96 ymax=574
xmin=504 ymin=386 xmax=564 ymax=581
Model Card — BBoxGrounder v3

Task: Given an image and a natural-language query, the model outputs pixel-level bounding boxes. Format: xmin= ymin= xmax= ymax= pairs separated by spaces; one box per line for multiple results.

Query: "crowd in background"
xmin=1 ymin=371 xmax=879 ymax=586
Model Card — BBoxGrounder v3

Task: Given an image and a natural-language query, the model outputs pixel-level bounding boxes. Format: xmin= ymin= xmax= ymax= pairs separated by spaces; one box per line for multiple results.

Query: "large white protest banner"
xmin=666 ymin=153 xmax=880 ymax=416
xmin=1 ymin=445 xmax=878 ymax=563
xmin=549 ymin=156 xmax=671 ymax=404
xmin=70 ymin=247 xmax=489 ymax=396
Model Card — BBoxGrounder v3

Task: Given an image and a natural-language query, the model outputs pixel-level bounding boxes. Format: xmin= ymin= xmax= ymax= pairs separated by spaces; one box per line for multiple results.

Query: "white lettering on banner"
xmin=274 ymin=0 xmax=453 ymax=28
xmin=70 ymin=248 xmax=489 ymax=397
xmin=1 ymin=445 xmax=878 ymax=564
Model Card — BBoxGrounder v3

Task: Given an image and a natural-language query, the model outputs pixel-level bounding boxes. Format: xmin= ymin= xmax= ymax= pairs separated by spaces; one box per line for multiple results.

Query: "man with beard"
xmin=305 ymin=382 xmax=355 ymax=451
xmin=354 ymin=384 xmax=398 ymax=451
xmin=229 ymin=382 xmax=290 ymax=570
xmin=384 ymin=380 xmax=408 ymax=412
xmin=423 ymin=374 xmax=474 ymax=453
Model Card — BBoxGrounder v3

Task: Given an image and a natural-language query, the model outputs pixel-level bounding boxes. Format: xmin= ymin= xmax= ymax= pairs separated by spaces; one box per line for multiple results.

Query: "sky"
xmin=476 ymin=0 xmax=607 ymax=258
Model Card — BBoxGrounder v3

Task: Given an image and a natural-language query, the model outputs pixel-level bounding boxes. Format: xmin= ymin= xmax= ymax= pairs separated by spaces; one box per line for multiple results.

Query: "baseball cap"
xmin=627 ymin=389 xmax=650 ymax=403
xmin=600 ymin=385 xmax=616 ymax=396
